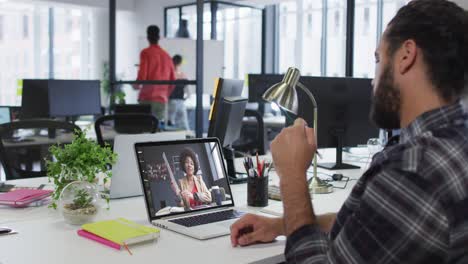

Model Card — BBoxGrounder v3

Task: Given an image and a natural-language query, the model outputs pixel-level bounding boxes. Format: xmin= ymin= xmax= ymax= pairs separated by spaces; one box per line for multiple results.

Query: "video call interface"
xmin=136 ymin=141 xmax=233 ymax=217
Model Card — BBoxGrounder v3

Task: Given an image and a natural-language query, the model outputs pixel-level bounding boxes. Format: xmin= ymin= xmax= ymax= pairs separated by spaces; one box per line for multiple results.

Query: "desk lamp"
xmin=262 ymin=67 xmax=333 ymax=194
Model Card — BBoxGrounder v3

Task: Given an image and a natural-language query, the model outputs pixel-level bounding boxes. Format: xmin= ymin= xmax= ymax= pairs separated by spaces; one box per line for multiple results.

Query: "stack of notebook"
xmin=77 ymin=218 xmax=160 ymax=254
xmin=0 ymin=189 xmax=52 ymax=207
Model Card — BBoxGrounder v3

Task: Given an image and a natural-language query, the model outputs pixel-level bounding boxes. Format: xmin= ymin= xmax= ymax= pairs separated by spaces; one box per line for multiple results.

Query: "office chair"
xmin=232 ymin=109 xmax=267 ymax=155
xmin=0 ymin=119 xmax=81 ymax=180
xmin=94 ymin=113 xmax=159 ymax=148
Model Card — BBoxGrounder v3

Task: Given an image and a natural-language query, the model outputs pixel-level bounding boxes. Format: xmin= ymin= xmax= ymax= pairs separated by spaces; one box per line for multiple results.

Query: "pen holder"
xmin=247 ymin=176 xmax=269 ymax=207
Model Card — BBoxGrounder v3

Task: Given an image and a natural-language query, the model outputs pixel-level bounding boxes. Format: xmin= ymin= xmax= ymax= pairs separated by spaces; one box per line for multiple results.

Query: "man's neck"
xmin=400 ymin=85 xmax=452 ymax=128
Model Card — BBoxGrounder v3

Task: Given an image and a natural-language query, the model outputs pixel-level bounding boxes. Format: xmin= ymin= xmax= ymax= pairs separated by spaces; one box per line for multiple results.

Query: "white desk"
xmin=0 ymin=148 xmax=370 ymax=264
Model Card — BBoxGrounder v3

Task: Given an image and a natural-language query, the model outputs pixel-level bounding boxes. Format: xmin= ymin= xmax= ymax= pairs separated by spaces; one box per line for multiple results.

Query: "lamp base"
xmin=317 ymin=162 xmax=360 ymax=170
xmin=309 ymin=177 xmax=333 ymax=194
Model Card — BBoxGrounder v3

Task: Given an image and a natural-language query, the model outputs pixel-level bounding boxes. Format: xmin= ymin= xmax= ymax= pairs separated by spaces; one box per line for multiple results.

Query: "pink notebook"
xmin=0 ymin=189 xmax=52 ymax=207
xmin=77 ymin=229 xmax=121 ymax=250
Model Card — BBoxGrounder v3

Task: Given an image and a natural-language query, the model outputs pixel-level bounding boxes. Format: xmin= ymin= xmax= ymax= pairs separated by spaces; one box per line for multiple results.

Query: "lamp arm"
xmin=297 ymin=82 xmax=317 ymax=109
xmin=296 ymin=82 xmax=318 ymax=133
xmin=297 ymin=82 xmax=319 ymax=193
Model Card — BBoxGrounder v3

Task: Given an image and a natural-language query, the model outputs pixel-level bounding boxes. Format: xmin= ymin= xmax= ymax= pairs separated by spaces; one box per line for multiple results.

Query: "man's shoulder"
xmin=384 ymin=129 xmax=468 ymax=166
xmin=374 ymin=127 xmax=468 ymax=195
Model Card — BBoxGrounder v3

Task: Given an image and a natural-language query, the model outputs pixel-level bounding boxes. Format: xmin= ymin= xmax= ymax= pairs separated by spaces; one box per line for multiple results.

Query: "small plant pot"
xmin=59 ymin=181 xmax=100 ymax=225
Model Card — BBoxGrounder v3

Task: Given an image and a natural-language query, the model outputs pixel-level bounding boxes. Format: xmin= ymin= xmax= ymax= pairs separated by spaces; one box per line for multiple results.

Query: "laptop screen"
xmin=135 ymin=138 xmax=234 ymax=220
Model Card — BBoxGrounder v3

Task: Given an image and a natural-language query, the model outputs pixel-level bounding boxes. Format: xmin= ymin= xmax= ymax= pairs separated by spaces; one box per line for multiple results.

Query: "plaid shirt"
xmin=285 ymin=102 xmax=468 ymax=263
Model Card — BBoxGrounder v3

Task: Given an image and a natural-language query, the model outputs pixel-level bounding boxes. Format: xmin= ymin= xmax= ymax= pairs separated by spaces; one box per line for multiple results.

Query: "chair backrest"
xmin=0 ymin=119 xmax=81 ymax=180
xmin=94 ymin=113 xmax=159 ymax=148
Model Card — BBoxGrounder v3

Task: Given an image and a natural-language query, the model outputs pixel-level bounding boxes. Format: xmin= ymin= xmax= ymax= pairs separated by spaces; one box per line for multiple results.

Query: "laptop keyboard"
xmin=169 ymin=209 xmax=244 ymax=227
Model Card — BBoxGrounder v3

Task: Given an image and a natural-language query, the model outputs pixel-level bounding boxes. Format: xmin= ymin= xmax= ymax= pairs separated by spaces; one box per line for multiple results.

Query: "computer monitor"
xmin=208 ymin=78 xmax=244 ymax=137
xmin=0 ymin=106 xmax=11 ymax=124
xmin=210 ymin=97 xmax=247 ymax=183
xmin=208 ymin=78 xmax=246 ymax=183
xmin=248 ymin=74 xmax=282 ymax=103
xmin=298 ymin=76 xmax=379 ymax=169
xmin=48 ymin=80 xmax=101 ymax=117
xmin=21 ymin=79 xmax=50 ymax=119
xmin=248 ymin=74 xmax=379 ymax=170
xmin=210 ymin=97 xmax=247 ymax=148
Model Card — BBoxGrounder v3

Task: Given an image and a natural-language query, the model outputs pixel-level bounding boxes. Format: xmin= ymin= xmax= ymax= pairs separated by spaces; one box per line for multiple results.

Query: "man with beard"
xmin=230 ymin=0 xmax=468 ymax=263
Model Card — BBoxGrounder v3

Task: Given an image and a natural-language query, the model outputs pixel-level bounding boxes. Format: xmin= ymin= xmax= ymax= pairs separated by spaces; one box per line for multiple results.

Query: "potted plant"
xmin=47 ymin=130 xmax=117 ymax=211
xmin=60 ymin=181 xmax=100 ymax=225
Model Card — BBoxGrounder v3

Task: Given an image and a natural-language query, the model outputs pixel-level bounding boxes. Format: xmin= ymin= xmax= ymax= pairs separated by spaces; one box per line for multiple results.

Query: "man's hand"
xmin=271 ymin=118 xmax=317 ymax=236
xmin=270 ymin=118 xmax=316 ymax=184
xmin=230 ymin=214 xmax=284 ymax=247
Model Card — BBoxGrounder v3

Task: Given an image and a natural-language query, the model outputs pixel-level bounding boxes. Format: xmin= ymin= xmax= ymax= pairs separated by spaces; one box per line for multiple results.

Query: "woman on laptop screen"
xmin=174 ymin=148 xmax=211 ymax=209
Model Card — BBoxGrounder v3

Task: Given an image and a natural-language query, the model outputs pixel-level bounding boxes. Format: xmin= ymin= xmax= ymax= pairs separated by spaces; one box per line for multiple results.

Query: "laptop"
xmin=110 ymin=132 xmax=186 ymax=199
xmin=135 ymin=138 xmax=245 ymax=240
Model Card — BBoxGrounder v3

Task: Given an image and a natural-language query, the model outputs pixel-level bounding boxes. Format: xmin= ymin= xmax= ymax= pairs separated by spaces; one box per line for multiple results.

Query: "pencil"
xmin=123 ymin=243 xmax=133 ymax=255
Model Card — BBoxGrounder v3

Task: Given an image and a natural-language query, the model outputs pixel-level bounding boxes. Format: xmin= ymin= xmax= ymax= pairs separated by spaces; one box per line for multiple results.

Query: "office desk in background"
xmin=0 ymin=149 xmax=369 ymax=264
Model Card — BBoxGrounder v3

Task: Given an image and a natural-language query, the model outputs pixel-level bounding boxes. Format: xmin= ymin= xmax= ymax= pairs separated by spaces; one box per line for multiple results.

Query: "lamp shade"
xmin=262 ymin=67 xmax=301 ymax=114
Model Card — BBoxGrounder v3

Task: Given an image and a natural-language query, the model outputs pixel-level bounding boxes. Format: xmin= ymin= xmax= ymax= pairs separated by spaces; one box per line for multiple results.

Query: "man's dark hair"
xmin=385 ymin=0 xmax=468 ymax=100
xmin=147 ymin=25 xmax=160 ymax=44
xmin=173 ymin=55 xmax=183 ymax=66
xmin=179 ymin=148 xmax=199 ymax=175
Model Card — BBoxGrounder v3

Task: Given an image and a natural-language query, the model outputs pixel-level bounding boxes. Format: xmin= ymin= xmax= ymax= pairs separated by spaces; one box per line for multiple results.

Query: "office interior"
xmin=1 ymin=0 xmax=467 ymax=182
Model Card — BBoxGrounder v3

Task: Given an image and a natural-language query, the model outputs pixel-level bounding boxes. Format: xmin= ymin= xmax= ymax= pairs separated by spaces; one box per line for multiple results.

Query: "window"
xmin=353 ymin=0 xmax=408 ymax=78
xmin=278 ymin=1 xmax=297 ymax=74
xmin=278 ymin=0 xmax=346 ymax=77
xmin=54 ymin=7 xmax=98 ymax=79
xmin=0 ymin=15 xmax=4 ymax=41
xmin=0 ymin=3 xmax=48 ymax=105
xmin=164 ymin=2 xmax=262 ymax=80
xmin=0 ymin=2 xmax=99 ymax=106
xmin=306 ymin=13 xmax=313 ymax=36
xmin=302 ymin=0 xmax=322 ymax=76
xmin=166 ymin=8 xmax=180 ymax=38
xmin=363 ymin=7 xmax=370 ymax=35
xmin=353 ymin=0 xmax=377 ymax=78
xmin=382 ymin=0 xmax=408 ymax=29
xmin=326 ymin=0 xmax=346 ymax=77
xmin=180 ymin=3 xmax=212 ymax=40
xmin=23 ymin=15 xmax=28 ymax=39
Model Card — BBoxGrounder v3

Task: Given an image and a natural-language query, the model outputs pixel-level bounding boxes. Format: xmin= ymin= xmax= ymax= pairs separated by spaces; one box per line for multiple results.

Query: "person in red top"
xmin=134 ymin=25 xmax=175 ymax=123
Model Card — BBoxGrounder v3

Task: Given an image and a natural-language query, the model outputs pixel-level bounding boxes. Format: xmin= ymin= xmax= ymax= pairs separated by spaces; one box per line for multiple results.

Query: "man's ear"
xmin=397 ymin=39 xmax=417 ymax=74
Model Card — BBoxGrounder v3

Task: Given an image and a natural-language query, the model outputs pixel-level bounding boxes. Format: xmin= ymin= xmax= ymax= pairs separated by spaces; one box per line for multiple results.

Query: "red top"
xmin=189 ymin=184 xmax=202 ymax=208
xmin=136 ymin=44 xmax=176 ymax=103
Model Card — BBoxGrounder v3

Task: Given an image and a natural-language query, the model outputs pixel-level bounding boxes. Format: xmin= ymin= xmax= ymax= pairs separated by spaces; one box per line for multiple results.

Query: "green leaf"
xmin=47 ymin=129 xmax=117 ymax=209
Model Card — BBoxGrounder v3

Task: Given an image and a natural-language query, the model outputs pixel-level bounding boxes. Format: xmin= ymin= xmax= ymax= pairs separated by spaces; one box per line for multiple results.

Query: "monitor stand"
xmin=317 ymin=130 xmax=360 ymax=170
xmin=223 ymin=147 xmax=248 ymax=184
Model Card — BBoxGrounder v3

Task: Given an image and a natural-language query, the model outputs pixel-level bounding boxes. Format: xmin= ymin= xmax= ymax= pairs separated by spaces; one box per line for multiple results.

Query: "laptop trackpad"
xmin=216 ymin=219 xmax=236 ymax=228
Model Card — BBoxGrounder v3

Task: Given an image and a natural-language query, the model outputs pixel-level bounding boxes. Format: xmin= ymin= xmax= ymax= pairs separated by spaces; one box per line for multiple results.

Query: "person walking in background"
xmin=134 ymin=25 xmax=175 ymax=123
xmin=168 ymin=55 xmax=190 ymax=130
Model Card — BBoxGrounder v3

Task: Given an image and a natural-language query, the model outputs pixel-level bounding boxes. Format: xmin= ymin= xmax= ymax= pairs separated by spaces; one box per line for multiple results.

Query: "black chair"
xmin=0 ymin=119 xmax=81 ymax=180
xmin=233 ymin=109 xmax=267 ymax=155
xmin=94 ymin=113 xmax=159 ymax=148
